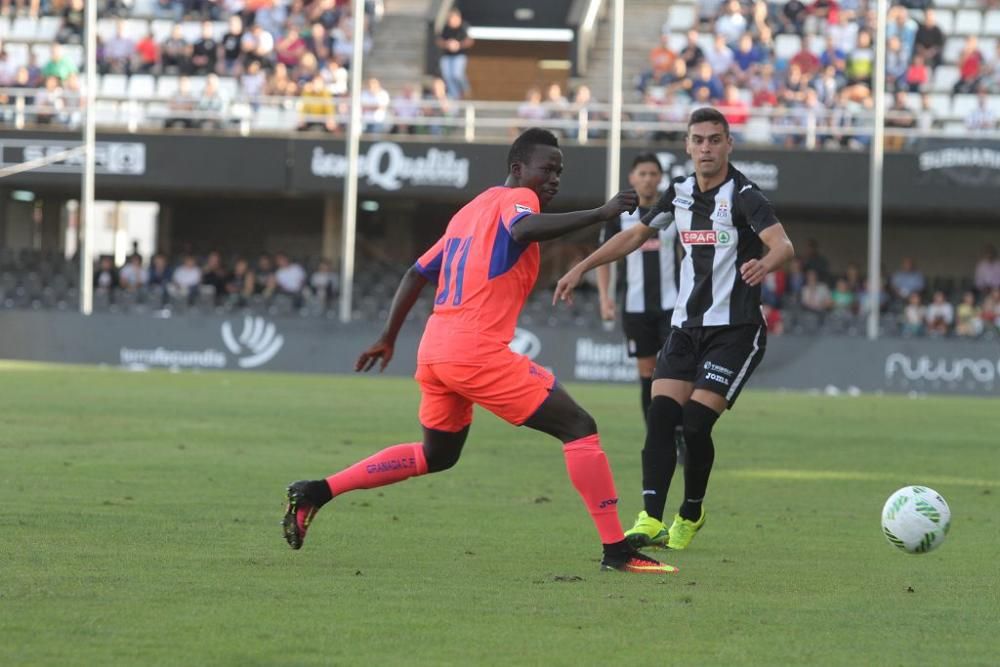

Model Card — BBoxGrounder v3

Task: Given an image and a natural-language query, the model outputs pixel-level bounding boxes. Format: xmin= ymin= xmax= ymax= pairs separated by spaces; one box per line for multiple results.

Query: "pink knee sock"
xmin=562 ymin=434 xmax=626 ymax=544
xmin=326 ymin=443 xmax=428 ymax=497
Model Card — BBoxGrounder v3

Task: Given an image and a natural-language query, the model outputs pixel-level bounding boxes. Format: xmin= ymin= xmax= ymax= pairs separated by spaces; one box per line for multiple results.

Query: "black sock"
xmin=642 ymin=395 xmax=683 ymax=521
xmin=602 ymin=539 xmax=630 ymax=557
xmin=639 ymin=376 xmax=652 ymax=419
xmin=306 ymin=480 xmax=333 ymax=508
xmin=679 ymin=401 xmax=719 ymax=521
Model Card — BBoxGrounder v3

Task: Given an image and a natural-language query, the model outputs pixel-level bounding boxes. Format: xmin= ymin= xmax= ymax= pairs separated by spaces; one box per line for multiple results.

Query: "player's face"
xmin=514 ymin=145 xmax=563 ymax=207
xmin=686 ymin=121 xmax=733 ymax=180
xmin=628 ymin=162 xmax=663 ymax=201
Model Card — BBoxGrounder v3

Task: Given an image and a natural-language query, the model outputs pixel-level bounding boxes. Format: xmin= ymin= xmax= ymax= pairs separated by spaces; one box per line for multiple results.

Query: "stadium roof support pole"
xmin=79 ymin=0 xmax=97 ymax=315
xmin=605 ymin=0 xmax=624 ymax=293
xmin=339 ymin=0 xmax=366 ymax=323
xmin=605 ymin=0 xmax=623 ymax=201
xmin=867 ymin=0 xmax=888 ymax=340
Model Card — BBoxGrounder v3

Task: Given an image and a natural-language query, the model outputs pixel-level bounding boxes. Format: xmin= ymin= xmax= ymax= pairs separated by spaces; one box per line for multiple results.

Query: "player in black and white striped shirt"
xmin=596 ymin=153 xmax=679 ymax=419
xmin=555 ymin=108 xmax=795 ymax=550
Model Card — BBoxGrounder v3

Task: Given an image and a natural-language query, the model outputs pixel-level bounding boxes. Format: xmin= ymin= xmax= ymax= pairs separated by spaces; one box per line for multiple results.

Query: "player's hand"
xmin=740 ymin=259 xmax=769 ymax=286
xmin=553 ymin=268 xmax=584 ymax=306
xmin=355 ymin=338 xmax=395 ymax=372
xmin=600 ymin=297 xmax=616 ymax=322
xmin=599 ymin=189 xmax=639 ymax=219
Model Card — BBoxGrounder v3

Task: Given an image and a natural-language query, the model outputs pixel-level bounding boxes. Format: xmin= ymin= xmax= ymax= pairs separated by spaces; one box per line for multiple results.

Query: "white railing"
xmin=2 ymin=87 xmax=999 ymax=147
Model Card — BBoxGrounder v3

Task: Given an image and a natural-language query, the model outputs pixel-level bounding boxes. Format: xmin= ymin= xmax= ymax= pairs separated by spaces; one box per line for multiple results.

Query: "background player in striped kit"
xmin=554 ymin=108 xmax=795 ymax=550
xmin=596 ymin=153 xmax=680 ymax=420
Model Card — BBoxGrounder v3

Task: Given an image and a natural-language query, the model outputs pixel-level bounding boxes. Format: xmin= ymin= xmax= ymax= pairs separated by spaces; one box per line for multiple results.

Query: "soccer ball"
xmin=881 ymin=486 xmax=951 ymax=554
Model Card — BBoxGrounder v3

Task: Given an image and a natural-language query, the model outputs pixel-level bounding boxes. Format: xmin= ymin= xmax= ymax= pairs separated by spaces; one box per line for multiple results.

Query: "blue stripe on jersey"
xmin=414 ymin=255 xmax=441 ymax=282
xmin=488 ymin=215 xmax=529 ymax=279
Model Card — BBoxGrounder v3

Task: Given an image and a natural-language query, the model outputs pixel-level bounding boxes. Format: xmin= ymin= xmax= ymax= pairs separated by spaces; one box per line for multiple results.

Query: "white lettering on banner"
xmin=120 ymin=347 xmax=227 ymax=368
xmin=310 ymin=142 xmax=469 ymax=190
xmin=118 ymin=317 xmax=284 ymax=370
xmin=1 ymin=139 xmax=146 ymax=174
xmin=919 ymin=148 xmax=1000 ymax=172
xmin=574 ymin=338 xmax=638 ymax=382
xmin=221 ymin=316 xmax=284 ymax=368
xmin=884 ymin=352 xmax=999 ymax=388
xmin=508 ymin=327 xmax=541 ymax=359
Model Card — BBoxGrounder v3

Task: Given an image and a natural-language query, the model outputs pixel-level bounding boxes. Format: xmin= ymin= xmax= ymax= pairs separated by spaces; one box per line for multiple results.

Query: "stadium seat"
xmin=132 ymin=0 xmax=155 ymax=15
xmin=30 ymin=43 xmax=50 ymax=66
xmin=37 ymin=16 xmax=61 ymax=41
xmin=934 ymin=9 xmax=955 ymax=34
xmin=101 ymin=74 xmax=129 ymax=98
xmin=156 ymin=75 xmax=180 ymax=98
xmin=180 ymin=21 xmax=202 ymax=43
xmin=942 ymin=120 xmax=967 ymax=134
xmin=927 ymin=93 xmax=952 ymax=117
xmin=985 ymin=10 xmax=1000 ymax=36
xmin=0 ymin=16 xmax=10 ymax=38
xmin=124 ymin=19 xmax=150 ymax=40
xmin=951 ymin=93 xmax=979 ymax=118
xmin=932 ymin=65 xmax=959 ymax=93
xmin=935 ymin=0 xmax=959 ymax=8
xmin=667 ymin=32 xmax=686 ymax=53
xmin=774 ymin=34 xmax=802 ymax=62
xmin=666 ymin=5 xmax=696 ymax=32
xmin=216 ymin=76 xmax=239 ymax=100
xmin=188 ymin=75 xmax=207 ymax=95
xmin=954 ymin=10 xmax=982 ymax=35
xmin=94 ymin=100 xmax=120 ymax=126
xmin=128 ymin=74 xmax=156 ymax=98
xmin=10 ymin=16 xmax=37 ymax=40
xmin=807 ymin=34 xmax=825 ymax=55
xmin=62 ymin=44 xmax=84 ymax=67
xmin=5 ymin=42 xmax=28 ymax=69
xmin=151 ymin=19 xmax=173 ymax=42
xmin=97 ymin=18 xmax=117 ymax=42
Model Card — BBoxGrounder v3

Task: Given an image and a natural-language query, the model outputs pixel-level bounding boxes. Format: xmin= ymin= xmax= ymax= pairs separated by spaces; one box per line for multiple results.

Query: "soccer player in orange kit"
xmin=282 ymin=128 xmax=677 ymax=574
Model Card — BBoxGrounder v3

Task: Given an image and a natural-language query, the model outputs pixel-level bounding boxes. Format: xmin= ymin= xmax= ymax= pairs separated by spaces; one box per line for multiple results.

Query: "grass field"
xmin=2 ymin=362 xmax=998 ymax=666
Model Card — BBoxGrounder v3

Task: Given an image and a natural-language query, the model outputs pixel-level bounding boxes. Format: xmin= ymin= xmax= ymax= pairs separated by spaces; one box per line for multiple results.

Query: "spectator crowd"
xmin=2 ymin=0 xmax=999 ymax=138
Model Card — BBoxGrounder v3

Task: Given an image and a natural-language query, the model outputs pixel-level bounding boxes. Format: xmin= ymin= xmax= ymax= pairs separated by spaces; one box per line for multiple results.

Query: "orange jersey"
xmin=414 ymin=186 xmax=540 ymax=362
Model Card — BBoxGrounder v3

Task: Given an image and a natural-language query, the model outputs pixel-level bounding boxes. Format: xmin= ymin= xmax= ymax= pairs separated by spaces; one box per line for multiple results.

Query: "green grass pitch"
xmin=2 ymin=362 xmax=998 ymax=666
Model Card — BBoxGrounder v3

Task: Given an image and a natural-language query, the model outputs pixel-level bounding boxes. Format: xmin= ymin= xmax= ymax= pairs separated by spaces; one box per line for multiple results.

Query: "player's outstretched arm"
xmin=596 ymin=264 xmax=616 ymax=322
xmin=356 ymin=266 xmax=428 ymax=372
xmin=740 ymin=223 xmax=795 ymax=286
xmin=511 ymin=189 xmax=638 ymax=244
xmin=553 ymin=224 xmax=657 ymax=305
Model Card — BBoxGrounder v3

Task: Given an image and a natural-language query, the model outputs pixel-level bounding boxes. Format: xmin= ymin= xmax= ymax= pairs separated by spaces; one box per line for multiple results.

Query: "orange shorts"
xmin=415 ymin=349 xmax=556 ymax=432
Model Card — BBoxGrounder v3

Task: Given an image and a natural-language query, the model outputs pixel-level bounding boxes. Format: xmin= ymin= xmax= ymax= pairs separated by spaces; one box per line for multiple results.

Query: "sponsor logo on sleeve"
xmin=514 ymin=203 xmax=536 ymax=214
xmin=672 ymin=196 xmax=694 ymax=208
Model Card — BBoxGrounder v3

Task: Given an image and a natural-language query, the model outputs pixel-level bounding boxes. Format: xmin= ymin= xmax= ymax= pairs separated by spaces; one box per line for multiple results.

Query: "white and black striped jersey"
xmin=643 ymin=165 xmax=779 ymax=328
xmin=599 ymin=207 xmax=679 ymax=314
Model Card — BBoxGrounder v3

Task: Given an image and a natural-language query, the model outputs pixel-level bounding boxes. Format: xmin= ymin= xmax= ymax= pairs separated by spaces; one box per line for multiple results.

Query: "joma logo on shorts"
xmin=705 ymin=372 xmax=730 ymax=385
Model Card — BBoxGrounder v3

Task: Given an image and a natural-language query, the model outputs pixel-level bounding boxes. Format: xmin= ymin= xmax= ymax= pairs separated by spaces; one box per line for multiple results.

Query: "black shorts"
xmin=622 ymin=310 xmax=674 ymax=358
xmin=654 ymin=324 xmax=766 ymax=408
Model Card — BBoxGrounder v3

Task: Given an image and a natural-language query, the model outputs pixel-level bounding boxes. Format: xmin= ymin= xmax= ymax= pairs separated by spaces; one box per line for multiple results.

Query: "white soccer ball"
xmin=881 ymin=486 xmax=952 ymax=554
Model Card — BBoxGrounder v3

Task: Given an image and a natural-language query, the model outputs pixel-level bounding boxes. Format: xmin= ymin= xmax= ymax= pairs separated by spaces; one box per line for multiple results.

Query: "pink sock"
xmin=326 ymin=443 xmax=428 ymax=497
xmin=562 ymin=434 xmax=626 ymax=544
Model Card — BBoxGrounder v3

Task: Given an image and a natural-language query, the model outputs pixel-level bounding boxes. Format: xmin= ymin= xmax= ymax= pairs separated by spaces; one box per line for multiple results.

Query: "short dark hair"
xmin=688 ymin=107 xmax=730 ymax=135
xmin=507 ymin=128 xmax=560 ymax=170
xmin=630 ymin=152 xmax=663 ymax=172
